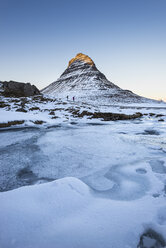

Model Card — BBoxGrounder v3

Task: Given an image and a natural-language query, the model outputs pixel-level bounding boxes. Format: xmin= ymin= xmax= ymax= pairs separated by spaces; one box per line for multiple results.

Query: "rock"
xmin=32 ymin=95 xmax=54 ymax=103
xmin=29 ymin=107 xmax=40 ymax=111
xmin=68 ymin=53 xmax=94 ymax=67
xmin=51 ymin=116 xmax=58 ymax=119
xmin=49 ymin=111 xmax=55 ymax=115
xmin=0 ymin=80 xmax=41 ymax=97
xmin=33 ymin=120 xmax=45 ymax=125
xmin=16 ymin=108 xmax=27 ymax=113
xmin=91 ymin=112 xmax=143 ymax=121
xmin=70 ymin=109 xmax=143 ymax=121
xmin=156 ymin=114 xmax=164 ymax=118
xmin=0 ymin=101 xmax=10 ymax=108
xmin=143 ymin=129 xmax=160 ymax=135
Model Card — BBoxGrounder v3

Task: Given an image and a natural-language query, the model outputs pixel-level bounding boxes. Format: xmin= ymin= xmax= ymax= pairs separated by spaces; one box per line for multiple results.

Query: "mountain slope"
xmin=42 ymin=53 xmax=152 ymax=104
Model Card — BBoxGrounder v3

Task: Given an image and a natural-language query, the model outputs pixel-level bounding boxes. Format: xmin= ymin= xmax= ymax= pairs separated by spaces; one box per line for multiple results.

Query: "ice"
xmin=136 ymin=168 xmax=147 ymax=174
xmin=142 ymin=236 xmax=156 ymax=248
xmin=157 ymin=207 xmax=166 ymax=225
xmin=0 ymin=128 xmax=49 ymax=191
xmin=101 ymin=163 xmax=150 ymax=200
xmin=0 ymin=123 xmax=151 ymax=195
xmin=0 ymin=177 xmax=166 ymax=248
xmin=149 ymin=160 xmax=166 ymax=174
xmin=0 ymin=121 xmax=165 ymax=200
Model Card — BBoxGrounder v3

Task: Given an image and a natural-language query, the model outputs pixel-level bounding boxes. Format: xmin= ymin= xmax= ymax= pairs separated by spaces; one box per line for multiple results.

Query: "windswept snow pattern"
xmin=0 ymin=177 xmax=166 ymax=248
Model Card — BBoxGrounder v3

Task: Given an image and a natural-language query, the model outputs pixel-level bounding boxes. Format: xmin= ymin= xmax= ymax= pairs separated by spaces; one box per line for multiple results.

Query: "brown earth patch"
xmin=0 ymin=120 xmax=25 ymax=128
xmin=33 ymin=120 xmax=46 ymax=125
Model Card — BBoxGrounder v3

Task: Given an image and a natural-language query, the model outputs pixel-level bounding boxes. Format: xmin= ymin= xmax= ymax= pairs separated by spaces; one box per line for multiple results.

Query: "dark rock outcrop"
xmin=0 ymin=81 xmax=41 ymax=97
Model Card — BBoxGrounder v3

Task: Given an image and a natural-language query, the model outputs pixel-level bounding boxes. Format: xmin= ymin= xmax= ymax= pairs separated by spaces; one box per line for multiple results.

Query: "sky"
xmin=0 ymin=0 xmax=166 ymax=100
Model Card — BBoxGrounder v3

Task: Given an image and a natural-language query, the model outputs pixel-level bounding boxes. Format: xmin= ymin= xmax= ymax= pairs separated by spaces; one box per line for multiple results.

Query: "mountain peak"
xmin=68 ymin=53 xmax=94 ymax=67
xmin=42 ymin=53 xmax=150 ymax=104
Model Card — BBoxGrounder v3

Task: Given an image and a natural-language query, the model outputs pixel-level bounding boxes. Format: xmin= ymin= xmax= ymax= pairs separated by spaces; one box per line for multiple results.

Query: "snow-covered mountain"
xmin=42 ymin=53 xmax=153 ymax=104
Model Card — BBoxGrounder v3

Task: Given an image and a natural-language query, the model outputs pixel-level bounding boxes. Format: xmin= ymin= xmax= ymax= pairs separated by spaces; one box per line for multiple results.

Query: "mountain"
xmin=42 ymin=53 xmax=152 ymax=104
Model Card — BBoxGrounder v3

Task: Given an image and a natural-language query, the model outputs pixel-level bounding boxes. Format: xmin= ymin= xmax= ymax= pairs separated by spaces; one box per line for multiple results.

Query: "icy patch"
xmin=142 ymin=129 xmax=160 ymax=135
xmin=102 ymin=164 xmax=150 ymax=200
xmin=136 ymin=168 xmax=147 ymax=174
xmin=149 ymin=160 xmax=166 ymax=174
xmin=157 ymin=207 xmax=166 ymax=225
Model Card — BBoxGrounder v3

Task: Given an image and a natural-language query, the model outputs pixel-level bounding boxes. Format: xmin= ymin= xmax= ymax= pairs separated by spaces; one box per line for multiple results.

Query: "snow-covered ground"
xmin=0 ymin=96 xmax=166 ymax=247
xmin=0 ymin=95 xmax=166 ymax=128
xmin=1 ymin=176 xmax=166 ymax=248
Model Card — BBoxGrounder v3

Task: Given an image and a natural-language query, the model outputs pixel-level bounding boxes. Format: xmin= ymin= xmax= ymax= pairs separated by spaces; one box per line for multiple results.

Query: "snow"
xmin=0 ymin=95 xmax=166 ymax=129
xmin=0 ymin=177 xmax=166 ymax=248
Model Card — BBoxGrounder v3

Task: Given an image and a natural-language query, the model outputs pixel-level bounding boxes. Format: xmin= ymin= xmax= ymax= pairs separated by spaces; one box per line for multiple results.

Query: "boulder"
xmin=0 ymin=80 xmax=41 ymax=97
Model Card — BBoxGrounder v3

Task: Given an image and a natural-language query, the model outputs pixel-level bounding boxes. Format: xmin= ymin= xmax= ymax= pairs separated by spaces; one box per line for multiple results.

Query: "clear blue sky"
xmin=0 ymin=0 xmax=166 ymax=100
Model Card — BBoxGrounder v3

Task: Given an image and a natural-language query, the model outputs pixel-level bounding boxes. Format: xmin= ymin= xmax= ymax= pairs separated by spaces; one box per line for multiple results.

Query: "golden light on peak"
xmin=68 ymin=53 xmax=94 ymax=67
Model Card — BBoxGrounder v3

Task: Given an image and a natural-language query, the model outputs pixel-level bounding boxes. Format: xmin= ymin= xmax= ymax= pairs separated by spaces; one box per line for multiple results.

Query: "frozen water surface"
xmin=0 ymin=118 xmax=166 ymax=248
xmin=0 ymin=120 xmax=166 ymax=201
